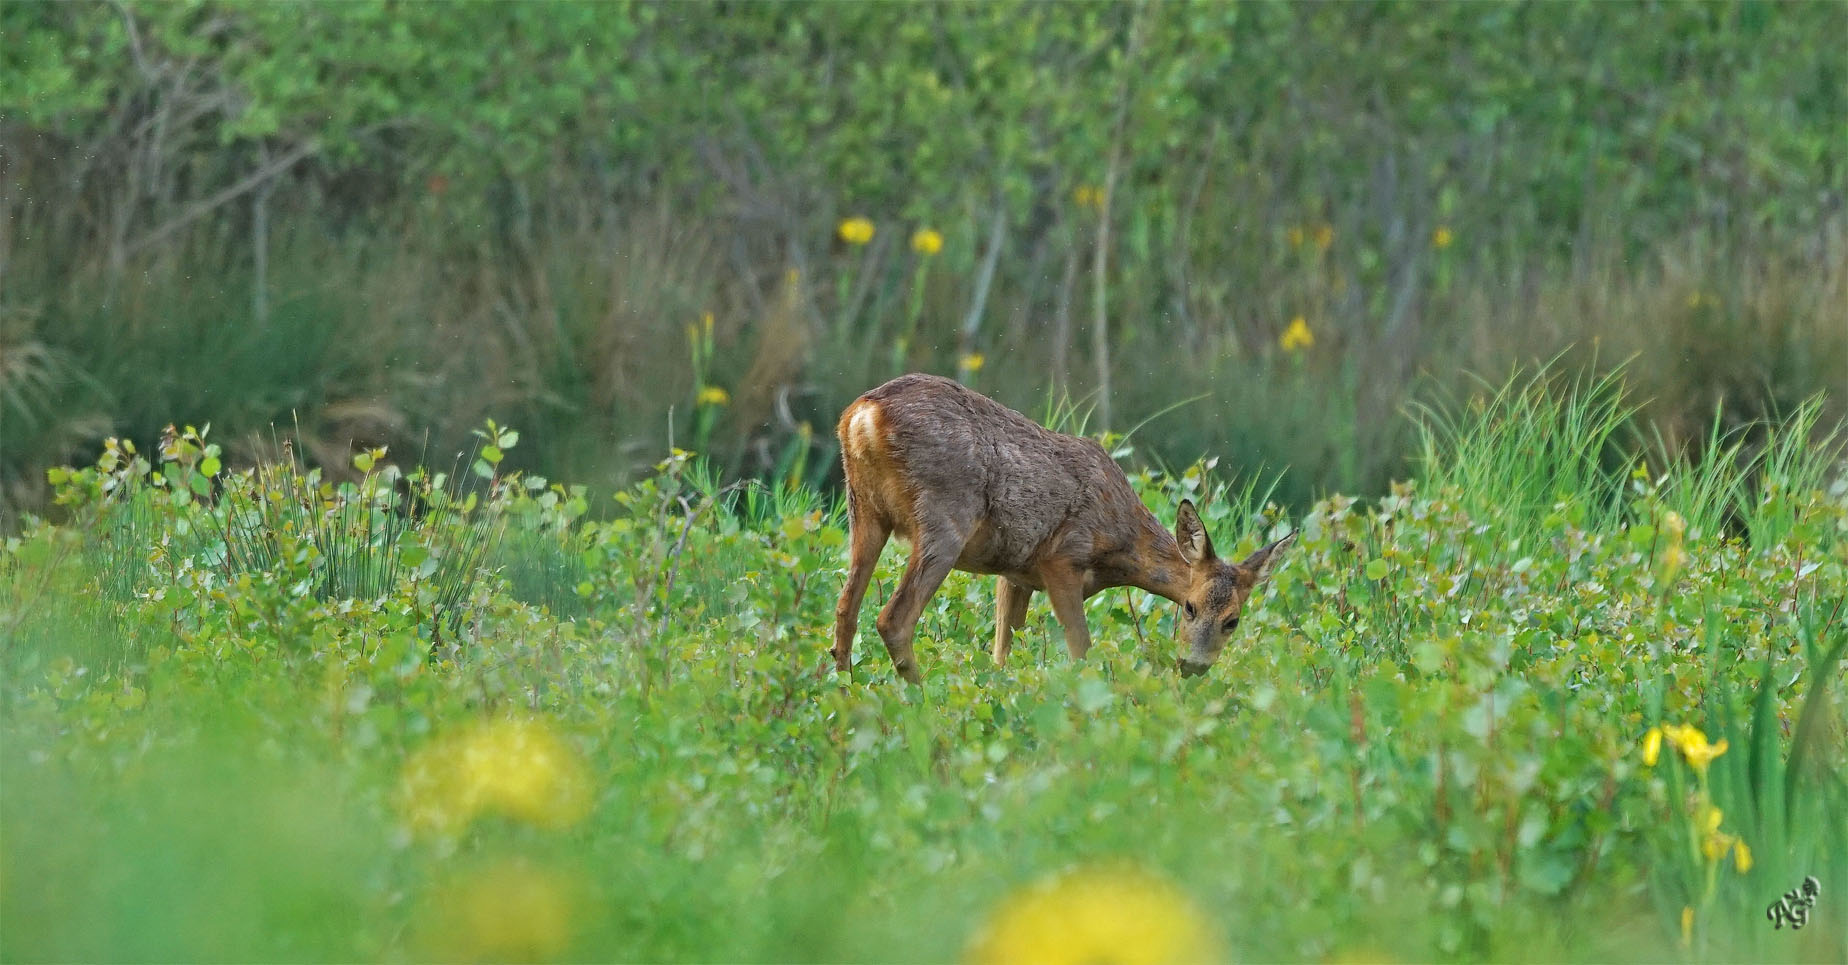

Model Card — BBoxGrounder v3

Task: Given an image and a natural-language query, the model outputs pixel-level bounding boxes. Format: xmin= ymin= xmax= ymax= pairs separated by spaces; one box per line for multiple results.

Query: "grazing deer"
xmin=832 ymin=374 xmax=1293 ymax=682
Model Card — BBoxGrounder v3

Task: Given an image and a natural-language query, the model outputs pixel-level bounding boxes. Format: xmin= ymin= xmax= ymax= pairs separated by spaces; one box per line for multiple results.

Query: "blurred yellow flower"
xmin=1433 ymin=226 xmax=1454 ymax=249
xmin=1678 ymin=731 xmax=1728 ymax=773
xmin=1280 ymin=316 xmax=1315 ymax=352
xmin=959 ymin=352 xmax=985 ymax=374
xmin=698 ymin=385 xmax=731 ymax=407
xmin=838 ymin=216 xmax=875 ymax=245
xmin=1073 ymin=185 xmax=1105 ymax=211
xmin=1314 ymin=223 xmax=1335 ymax=250
xmin=420 ymin=858 xmax=577 ymax=962
xmin=1641 ymin=726 xmax=1662 ymax=766
xmin=1733 ymin=840 xmax=1752 ymax=873
xmin=1654 ymin=723 xmax=1727 ymax=774
xmin=1680 ymin=905 xmax=1694 ymax=948
xmin=966 ymin=865 xmax=1224 ymax=965
xmin=399 ymin=717 xmax=593 ymax=836
xmin=912 ymin=227 xmax=944 ymax=256
xmin=1662 ymin=511 xmax=1686 ymax=538
xmin=1287 ymin=225 xmax=1305 ymax=248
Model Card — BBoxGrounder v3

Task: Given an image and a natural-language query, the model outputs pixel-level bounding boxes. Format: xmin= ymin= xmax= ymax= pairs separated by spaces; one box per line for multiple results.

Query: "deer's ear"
xmin=1238 ymin=532 xmax=1296 ymax=585
xmin=1175 ymin=499 xmax=1216 ymax=565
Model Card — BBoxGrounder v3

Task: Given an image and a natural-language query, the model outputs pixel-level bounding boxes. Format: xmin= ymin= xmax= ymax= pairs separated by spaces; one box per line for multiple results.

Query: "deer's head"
xmin=1171 ymin=499 xmax=1294 ymax=677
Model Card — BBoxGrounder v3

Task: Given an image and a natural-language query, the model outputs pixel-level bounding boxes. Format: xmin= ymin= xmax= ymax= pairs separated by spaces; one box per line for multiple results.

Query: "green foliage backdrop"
xmin=2 ymin=0 xmax=1844 ymax=514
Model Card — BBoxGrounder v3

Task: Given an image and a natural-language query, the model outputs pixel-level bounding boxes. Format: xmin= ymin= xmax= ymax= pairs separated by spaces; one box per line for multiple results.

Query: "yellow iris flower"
xmin=838 ymin=216 xmax=875 ymax=245
xmin=1281 ymin=316 xmax=1315 ymax=352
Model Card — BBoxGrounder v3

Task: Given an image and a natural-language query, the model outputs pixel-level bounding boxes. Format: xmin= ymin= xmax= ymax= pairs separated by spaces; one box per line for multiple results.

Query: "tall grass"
xmin=1412 ymin=365 xmax=1636 ymax=540
xmin=4 ymin=189 xmax=1843 ymax=528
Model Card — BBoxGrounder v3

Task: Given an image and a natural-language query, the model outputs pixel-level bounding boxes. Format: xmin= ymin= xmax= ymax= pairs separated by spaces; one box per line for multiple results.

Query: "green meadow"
xmin=3 ymin=377 xmax=1843 ymax=962
xmin=4 ymin=3 xmax=1846 ymax=961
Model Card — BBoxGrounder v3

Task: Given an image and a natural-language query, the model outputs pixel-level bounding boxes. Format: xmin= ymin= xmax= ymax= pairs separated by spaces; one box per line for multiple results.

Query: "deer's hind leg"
xmin=992 ymin=577 xmax=1033 ymax=665
xmin=832 ymin=501 xmax=890 ymax=676
xmin=874 ymin=520 xmax=967 ymax=685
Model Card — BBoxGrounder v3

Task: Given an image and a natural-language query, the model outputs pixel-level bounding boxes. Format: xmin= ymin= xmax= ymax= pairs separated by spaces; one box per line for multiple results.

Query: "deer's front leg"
xmin=993 ymin=577 xmax=1032 ymax=664
xmin=1040 ymin=566 xmax=1093 ymax=661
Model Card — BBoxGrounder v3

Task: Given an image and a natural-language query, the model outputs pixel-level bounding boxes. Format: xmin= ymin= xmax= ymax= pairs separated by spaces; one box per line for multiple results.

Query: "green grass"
xmin=2 ymin=392 xmax=1845 ymax=963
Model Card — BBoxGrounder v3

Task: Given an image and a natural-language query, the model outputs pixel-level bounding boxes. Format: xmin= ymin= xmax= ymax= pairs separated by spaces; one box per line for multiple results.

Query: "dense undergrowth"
xmin=2 ymin=379 xmax=1845 ymax=962
xmin=5 ymin=2 xmax=1845 ymax=517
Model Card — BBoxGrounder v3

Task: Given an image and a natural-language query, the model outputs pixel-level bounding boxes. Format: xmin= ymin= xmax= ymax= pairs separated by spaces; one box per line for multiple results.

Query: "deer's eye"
xmin=1183 ymin=602 xmax=1197 ymax=620
xmin=1222 ymin=616 xmax=1240 ymax=633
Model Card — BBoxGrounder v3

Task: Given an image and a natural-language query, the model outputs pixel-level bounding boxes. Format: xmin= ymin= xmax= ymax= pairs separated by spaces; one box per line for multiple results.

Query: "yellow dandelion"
xmin=419 ymin=858 xmax=577 ymax=962
xmin=1642 ymin=726 xmax=1662 ymax=766
xmin=398 ymin=717 xmax=593 ymax=836
xmin=959 ymin=352 xmax=985 ymax=374
xmin=965 ymin=865 xmax=1224 ymax=965
xmin=1314 ymin=223 xmax=1335 ymax=250
xmin=1433 ymin=226 xmax=1453 ymax=249
xmin=1733 ymin=840 xmax=1752 ymax=873
xmin=1280 ymin=316 xmax=1315 ymax=352
xmin=838 ymin=216 xmax=875 ymax=245
xmin=912 ymin=227 xmax=944 ymax=256
xmin=698 ymin=385 xmax=731 ymax=407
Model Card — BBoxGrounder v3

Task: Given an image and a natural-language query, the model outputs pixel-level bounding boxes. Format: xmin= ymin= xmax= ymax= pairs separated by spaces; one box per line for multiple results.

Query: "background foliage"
xmin=3 ymin=0 xmax=1845 ymax=518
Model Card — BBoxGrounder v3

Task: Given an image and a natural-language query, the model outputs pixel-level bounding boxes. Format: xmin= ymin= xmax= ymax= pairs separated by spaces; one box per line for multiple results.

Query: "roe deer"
xmin=832 ymin=373 xmax=1293 ymax=682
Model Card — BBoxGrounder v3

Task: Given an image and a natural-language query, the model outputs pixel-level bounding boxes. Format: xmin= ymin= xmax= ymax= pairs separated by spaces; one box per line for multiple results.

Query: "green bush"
xmin=2 ymin=1 xmax=1844 ymax=518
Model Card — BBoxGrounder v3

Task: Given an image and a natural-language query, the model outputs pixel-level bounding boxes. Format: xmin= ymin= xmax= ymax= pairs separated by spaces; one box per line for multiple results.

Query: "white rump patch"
xmin=848 ymin=405 xmax=882 ymax=453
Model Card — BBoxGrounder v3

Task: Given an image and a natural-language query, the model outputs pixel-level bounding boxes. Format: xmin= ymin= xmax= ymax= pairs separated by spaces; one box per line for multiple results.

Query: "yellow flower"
xmin=1287 ymin=225 xmax=1305 ymax=248
xmin=399 ymin=718 xmax=593 ymax=836
xmin=838 ymin=216 xmax=875 ymax=245
xmin=1642 ymin=726 xmax=1662 ymax=766
xmin=698 ymin=385 xmax=731 ymax=407
xmin=1073 ymin=185 xmax=1105 ymax=211
xmin=912 ymin=227 xmax=944 ymax=256
xmin=966 ymin=865 xmax=1225 ymax=965
xmin=1733 ymin=840 xmax=1752 ymax=873
xmin=1662 ymin=511 xmax=1686 ymax=538
xmin=959 ymin=352 xmax=985 ymax=374
xmin=1280 ymin=316 xmax=1315 ymax=352
xmin=1702 ymin=830 xmax=1735 ymax=862
xmin=1314 ymin=223 xmax=1335 ymax=250
xmin=1433 ymin=226 xmax=1453 ymax=249
xmin=1679 ymin=732 xmax=1728 ymax=774
xmin=1680 ymin=905 xmax=1694 ymax=948
xmin=419 ymin=858 xmax=577 ymax=962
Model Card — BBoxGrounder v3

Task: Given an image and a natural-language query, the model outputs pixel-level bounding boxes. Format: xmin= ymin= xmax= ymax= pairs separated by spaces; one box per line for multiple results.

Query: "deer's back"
xmin=839 ymin=374 xmax=1146 ymax=580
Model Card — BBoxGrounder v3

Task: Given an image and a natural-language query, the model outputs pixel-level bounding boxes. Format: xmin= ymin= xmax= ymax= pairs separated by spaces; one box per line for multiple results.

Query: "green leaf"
xmin=1365 ymin=558 xmax=1390 ymax=581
